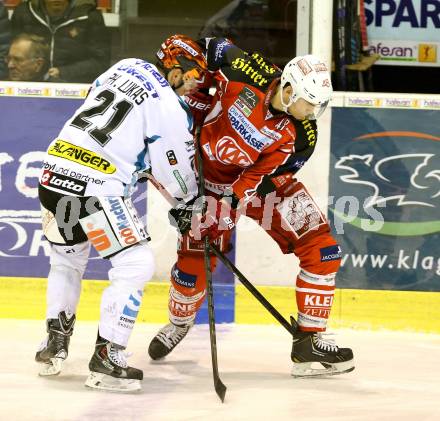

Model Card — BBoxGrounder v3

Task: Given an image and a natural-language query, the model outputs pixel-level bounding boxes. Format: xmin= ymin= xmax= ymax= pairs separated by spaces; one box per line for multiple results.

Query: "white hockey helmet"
xmin=280 ymin=54 xmax=332 ymax=119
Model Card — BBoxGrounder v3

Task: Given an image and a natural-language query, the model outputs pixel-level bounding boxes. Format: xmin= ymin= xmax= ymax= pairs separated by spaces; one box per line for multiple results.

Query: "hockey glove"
xmin=191 ymin=196 xmax=237 ymax=242
xmin=168 ymin=197 xmax=203 ymax=235
xmin=257 ymin=172 xmax=295 ymax=196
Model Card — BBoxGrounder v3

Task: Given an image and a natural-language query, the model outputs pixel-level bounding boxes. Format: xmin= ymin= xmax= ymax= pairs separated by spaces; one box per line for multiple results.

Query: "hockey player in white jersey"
xmin=35 ymin=35 xmax=207 ymax=392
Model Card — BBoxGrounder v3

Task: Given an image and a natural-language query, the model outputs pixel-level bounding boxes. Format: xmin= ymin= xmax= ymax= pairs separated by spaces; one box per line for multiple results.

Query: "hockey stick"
xmin=209 ymin=244 xmax=294 ymax=336
xmin=195 ymin=128 xmax=227 ymax=403
xmin=145 ymin=164 xmax=226 ymax=402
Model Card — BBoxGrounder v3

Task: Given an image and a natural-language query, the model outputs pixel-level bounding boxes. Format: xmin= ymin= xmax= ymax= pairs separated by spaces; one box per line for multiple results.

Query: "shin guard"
xmin=168 ymin=286 xmax=206 ymax=325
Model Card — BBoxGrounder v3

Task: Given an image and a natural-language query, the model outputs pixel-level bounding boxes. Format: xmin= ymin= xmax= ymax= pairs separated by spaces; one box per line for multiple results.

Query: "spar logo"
xmin=365 ymin=0 xmax=440 ymax=29
xmin=332 ymin=131 xmax=440 ymax=236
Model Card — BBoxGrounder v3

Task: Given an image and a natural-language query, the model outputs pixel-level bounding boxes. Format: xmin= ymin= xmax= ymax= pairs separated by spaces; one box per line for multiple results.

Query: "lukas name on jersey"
xmin=102 ymin=70 xmax=157 ymax=106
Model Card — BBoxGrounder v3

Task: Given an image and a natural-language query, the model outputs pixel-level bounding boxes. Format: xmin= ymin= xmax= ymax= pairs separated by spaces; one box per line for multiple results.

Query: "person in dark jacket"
xmin=10 ymin=0 xmax=110 ymax=83
xmin=0 ymin=1 xmax=11 ymax=79
xmin=7 ymin=33 xmax=50 ymax=81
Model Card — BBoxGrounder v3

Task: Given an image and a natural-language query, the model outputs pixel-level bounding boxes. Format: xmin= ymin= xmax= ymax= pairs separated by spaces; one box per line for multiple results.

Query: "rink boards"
xmin=1 ymin=277 xmax=439 ymax=333
xmin=0 ymin=83 xmax=439 ymax=333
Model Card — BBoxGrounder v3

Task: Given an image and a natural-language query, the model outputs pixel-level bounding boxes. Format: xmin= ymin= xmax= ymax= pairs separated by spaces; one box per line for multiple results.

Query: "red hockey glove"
xmin=190 ymin=197 xmax=236 ymax=242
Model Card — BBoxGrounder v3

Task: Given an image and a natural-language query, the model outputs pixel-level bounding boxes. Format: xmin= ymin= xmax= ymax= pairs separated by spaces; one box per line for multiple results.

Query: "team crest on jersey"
xmin=276 ymin=189 xmax=325 ymax=239
xmin=215 ymin=136 xmax=253 ymax=167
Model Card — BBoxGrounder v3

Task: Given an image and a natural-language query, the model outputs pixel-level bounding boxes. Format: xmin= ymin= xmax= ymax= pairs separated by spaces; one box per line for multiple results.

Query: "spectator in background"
xmin=11 ymin=0 xmax=110 ymax=83
xmin=0 ymin=1 xmax=11 ymax=79
xmin=7 ymin=33 xmax=49 ymax=81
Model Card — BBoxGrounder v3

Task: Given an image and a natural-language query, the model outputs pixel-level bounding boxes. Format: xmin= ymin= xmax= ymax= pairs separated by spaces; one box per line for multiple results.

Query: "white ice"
xmin=1 ymin=320 xmax=439 ymax=421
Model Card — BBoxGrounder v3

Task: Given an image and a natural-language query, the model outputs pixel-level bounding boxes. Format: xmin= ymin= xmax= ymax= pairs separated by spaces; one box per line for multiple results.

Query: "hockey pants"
xmin=167 ymin=181 xmax=341 ymax=332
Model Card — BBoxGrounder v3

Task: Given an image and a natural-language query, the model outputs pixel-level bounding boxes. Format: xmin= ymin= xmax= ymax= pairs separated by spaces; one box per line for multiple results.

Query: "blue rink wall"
xmin=0 ymin=84 xmax=439 ymax=331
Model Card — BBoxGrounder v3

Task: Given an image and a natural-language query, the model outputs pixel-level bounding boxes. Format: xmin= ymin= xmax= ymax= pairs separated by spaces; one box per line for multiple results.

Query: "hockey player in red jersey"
xmin=149 ymin=36 xmax=354 ymax=377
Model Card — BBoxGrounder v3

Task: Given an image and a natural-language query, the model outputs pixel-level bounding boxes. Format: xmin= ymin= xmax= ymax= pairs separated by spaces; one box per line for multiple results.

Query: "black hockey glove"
xmin=257 ymin=172 xmax=295 ymax=196
xmin=168 ymin=197 xmax=203 ymax=235
xmin=136 ymin=170 xmax=150 ymax=184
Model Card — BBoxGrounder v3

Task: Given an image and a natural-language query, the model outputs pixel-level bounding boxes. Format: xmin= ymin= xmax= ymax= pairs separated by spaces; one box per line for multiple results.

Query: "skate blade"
xmin=39 ymin=357 xmax=64 ymax=376
xmin=291 ymin=359 xmax=355 ymax=378
xmin=84 ymin=371 xmax=141 ymax=393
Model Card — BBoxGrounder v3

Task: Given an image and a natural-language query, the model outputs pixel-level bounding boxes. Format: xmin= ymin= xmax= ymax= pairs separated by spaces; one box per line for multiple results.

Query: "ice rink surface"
xmin=1 ymin=320 xmax=439 ymax=421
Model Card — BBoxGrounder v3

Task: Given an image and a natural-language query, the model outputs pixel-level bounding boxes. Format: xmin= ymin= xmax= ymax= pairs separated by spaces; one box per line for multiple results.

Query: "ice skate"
xmin=148 ymin=321 xmax=193 ymax=360
xmin=290 ymin=317 xmax=354 ymax=378
xmin=85 ymin=335 xmax=143 ymax=392
xmin=35 ymin=311 xmax=75 ymax=376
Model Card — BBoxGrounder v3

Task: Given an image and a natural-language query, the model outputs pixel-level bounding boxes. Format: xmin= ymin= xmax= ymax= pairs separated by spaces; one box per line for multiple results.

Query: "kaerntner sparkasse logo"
xmin=332 ymin=131 xmax=440 ymax=236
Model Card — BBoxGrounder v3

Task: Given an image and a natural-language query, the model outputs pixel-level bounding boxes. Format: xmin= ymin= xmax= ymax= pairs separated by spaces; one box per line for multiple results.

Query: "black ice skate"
xmin=35 ymin=311 xmax=75 ymax=376
xmin=85 ymin=335 xmax=143 ymax=392
xmin=290 ymin=317 xmax=354 ymax=377
xmin=148 ymin=321 xmax=193 ymax=360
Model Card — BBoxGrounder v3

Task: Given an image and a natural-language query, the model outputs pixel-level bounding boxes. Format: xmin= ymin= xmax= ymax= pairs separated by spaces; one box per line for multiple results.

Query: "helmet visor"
xmin=305 ymin=100 xmax=329 ymax=120
xmin=184 ymin=67 xmax=204 ymax=82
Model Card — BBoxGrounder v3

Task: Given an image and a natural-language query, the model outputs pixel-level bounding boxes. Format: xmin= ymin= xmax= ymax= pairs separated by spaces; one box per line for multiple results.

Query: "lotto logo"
xmin=215 ymin=136 xmax=253 ymax=167
xmin=40 ymin=170 xmax=87 ymax=195
xmin=40 ymin=171 xmax=51 ymax=184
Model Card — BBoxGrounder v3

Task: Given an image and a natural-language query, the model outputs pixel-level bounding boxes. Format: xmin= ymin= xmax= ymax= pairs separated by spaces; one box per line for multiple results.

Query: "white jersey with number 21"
xmin=41 ymin=58 xmax=197 ymax=201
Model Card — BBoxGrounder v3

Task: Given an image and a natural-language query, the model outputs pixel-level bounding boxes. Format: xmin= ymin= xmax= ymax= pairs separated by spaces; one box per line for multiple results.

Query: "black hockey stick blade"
xmin=209 ymin=243 xmax=295 ymax=336
xmin=215 ymin=377 xmax=227 ymax=402
xmin=204 ymin=238 xmax=227 ymax=403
